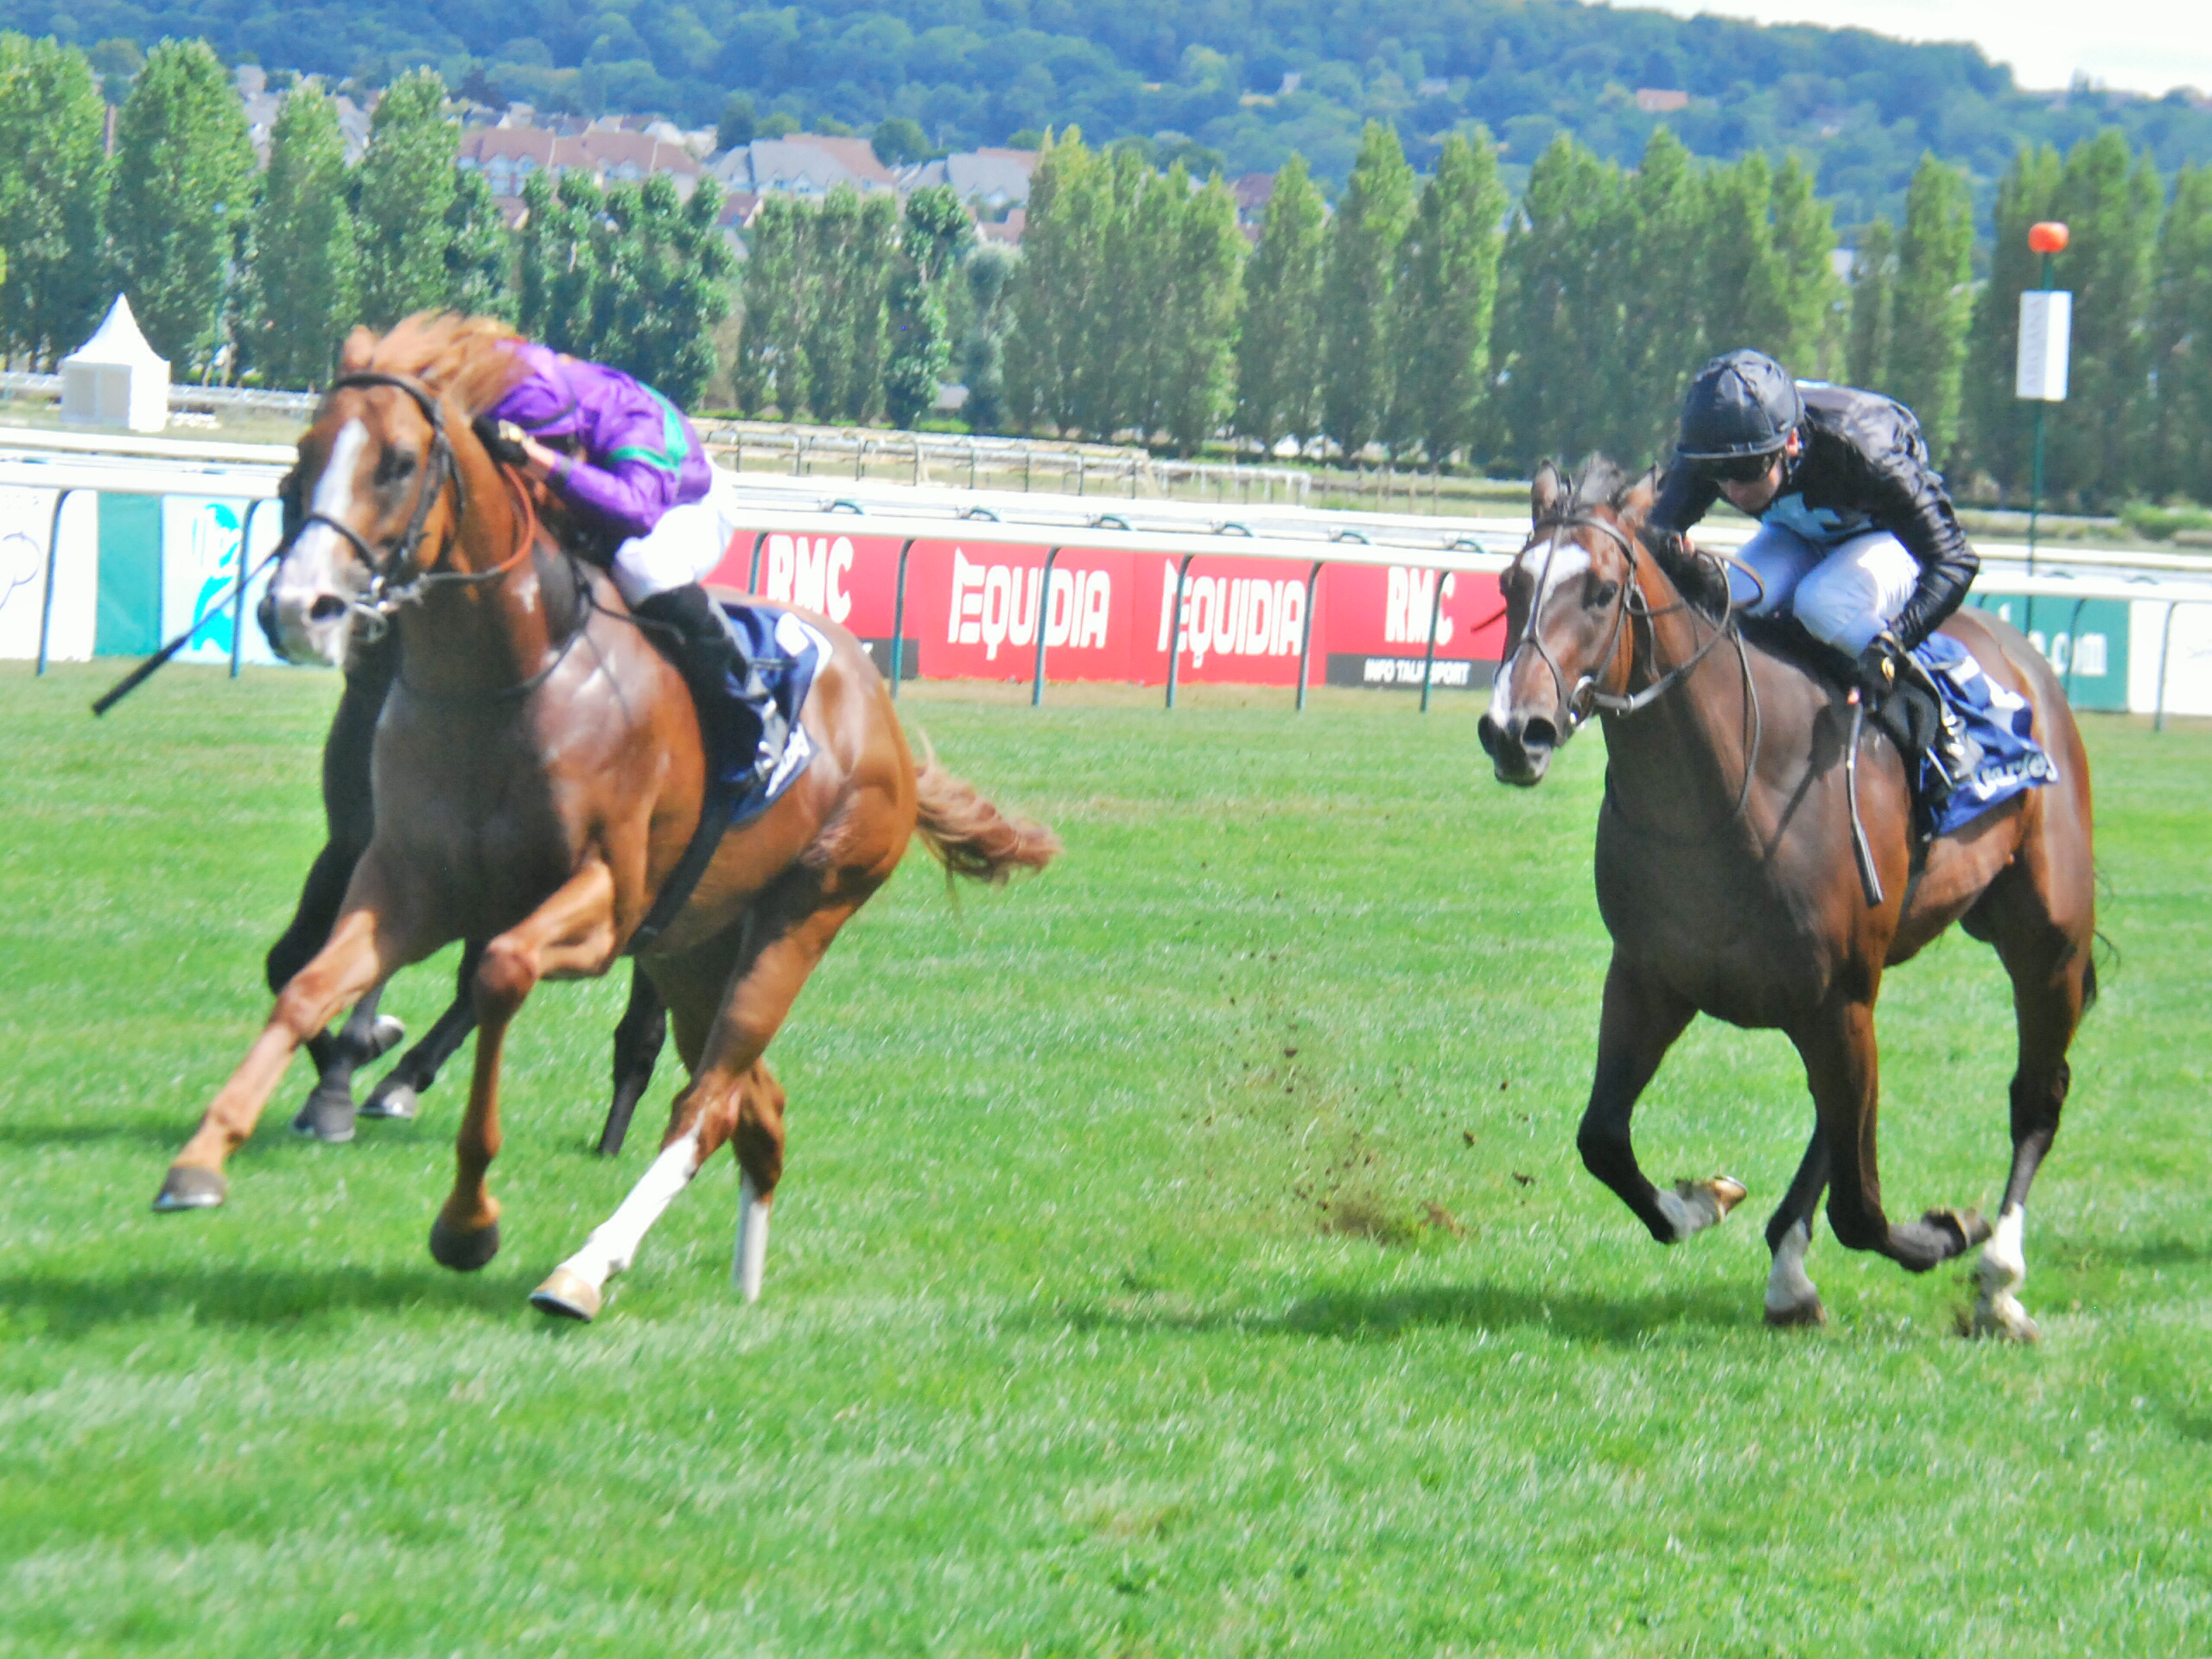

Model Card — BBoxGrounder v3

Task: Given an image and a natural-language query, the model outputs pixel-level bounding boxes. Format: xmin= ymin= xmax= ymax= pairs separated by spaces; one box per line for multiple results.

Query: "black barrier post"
xmin=35 ymin=486 xmax=79 ymax=676
xmin=232 ymin=496 xmax=276 ymax=678
xmin=1030 ymin=547 xmax=1062 ymax=707
xmin=1294 ymin=560 xmax=1324 ymax=712
xmin=2062 ymin=595 xmax=2089 ymax=700
xmin=2155 ymin=601 xmax=2180 ymax=733
xmin=746 ymin=529 xmax=769 ymax=593
xmin=1419 ymin=568 xmax=1448 ymax=712
xmin=1163 ymin=551 xmax=1198 ymax=709
xmin=887 ymin=537 xmax=918 ymax=699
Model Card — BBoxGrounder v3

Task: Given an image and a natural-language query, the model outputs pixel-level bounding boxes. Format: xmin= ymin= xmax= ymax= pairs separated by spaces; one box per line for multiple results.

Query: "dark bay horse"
xmin=1477 ymin=461 xmax=2095 ymax=1338
xmin=155 ymin=315 xmax=1058 ymax=1321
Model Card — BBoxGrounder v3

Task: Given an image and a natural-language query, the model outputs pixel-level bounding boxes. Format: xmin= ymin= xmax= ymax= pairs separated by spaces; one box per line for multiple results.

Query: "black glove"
xmin=1853 ymin=634 xmax=1902 ymax=699
xmin=471 ymin=415 xmax=529 ymax=467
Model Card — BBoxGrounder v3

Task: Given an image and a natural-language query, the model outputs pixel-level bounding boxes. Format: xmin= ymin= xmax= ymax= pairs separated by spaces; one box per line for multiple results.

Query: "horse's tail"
xmin=909 ymin=734 xmax=1060 ymax=886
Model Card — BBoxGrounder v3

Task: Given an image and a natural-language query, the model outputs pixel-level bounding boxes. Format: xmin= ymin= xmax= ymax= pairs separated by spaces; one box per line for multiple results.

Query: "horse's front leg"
xmin=157 ymin=887 xmax=429 ymax=1211
xmin=1578 ymin=960 xmax=1745 ymax=1243
xmin=1790 ymin=993 xmax=1991 ymax=1273
xmin=429 ymin=861 xmax=620 ymax=1271
xmin=1763 ymin=1128 xmax=1830 ymax=1327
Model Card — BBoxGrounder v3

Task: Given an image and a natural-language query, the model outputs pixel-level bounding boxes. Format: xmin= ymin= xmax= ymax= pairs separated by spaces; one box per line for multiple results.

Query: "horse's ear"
xmin=1618 ymin=465 xmax=1660 ymax=528
xmin=1531 ymin=461 xmax=1563 ymax=519
xmin=337 ymin=327 xmax=378 ymax=374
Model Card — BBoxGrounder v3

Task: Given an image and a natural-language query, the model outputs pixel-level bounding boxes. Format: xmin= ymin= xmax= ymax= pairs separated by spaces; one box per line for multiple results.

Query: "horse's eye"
xmin=1589 ymin=579 xmax=1620 ymax=607
xmin=377 ymin=450 xmax=417 ymax=486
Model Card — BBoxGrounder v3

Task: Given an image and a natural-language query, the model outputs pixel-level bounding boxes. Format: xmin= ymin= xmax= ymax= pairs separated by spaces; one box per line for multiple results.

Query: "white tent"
xmin=61 ymin=295 xmax=168 ymax=433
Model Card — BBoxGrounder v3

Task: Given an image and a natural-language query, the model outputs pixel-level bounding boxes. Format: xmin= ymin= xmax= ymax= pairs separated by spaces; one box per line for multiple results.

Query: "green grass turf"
xmin=1 ymin=661 xmax=2207 ymax=1656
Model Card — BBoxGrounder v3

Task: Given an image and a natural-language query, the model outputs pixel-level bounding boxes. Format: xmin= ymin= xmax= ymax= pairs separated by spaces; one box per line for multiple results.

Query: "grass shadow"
xmin=0 ymin=1262 xmax=540 ymax=1337
xmin=0 ymin=1120 xmax=202 ymax=1153
xmin=1052 ymin=1277 xmax=1755 ymax=1347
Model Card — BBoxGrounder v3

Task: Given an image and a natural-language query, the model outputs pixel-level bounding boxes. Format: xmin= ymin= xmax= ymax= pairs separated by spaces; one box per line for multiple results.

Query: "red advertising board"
xmin=710 ymin=526 xmax=1510 ymax=690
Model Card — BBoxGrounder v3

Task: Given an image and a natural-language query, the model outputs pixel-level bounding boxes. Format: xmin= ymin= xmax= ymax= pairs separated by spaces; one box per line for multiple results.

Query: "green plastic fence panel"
xmin=93 ymin=493 xmax=163 ymax=658
xmin=1965 ymin=593 xmax=2131 ymax=712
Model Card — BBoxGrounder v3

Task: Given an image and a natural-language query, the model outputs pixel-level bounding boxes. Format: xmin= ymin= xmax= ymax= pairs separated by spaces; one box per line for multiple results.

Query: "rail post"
xmin=34 ymin=486 xmax=78 ymax=676
xmin=1420 ymin=568 xmax=1447 ymax=713
xmin=1164 ymin=551 xmax=1198 ymax=709
xmin=746 ymin=529 xmax=770 ymax=593
xmin=2062 ymin=594 xmax=2089 ymax=700
xmin=1030 ymin=547 xmax=1062 ymax=707
xmin=233 ymin=496 xmax=277 ymax=677
xmin=1294 ymin=559 xmax=1324 ymax=712
xmin=2155 ymin=601 xmax=2180 ymax=733
xmin=888 ymin=536 xmax=918 ymax=699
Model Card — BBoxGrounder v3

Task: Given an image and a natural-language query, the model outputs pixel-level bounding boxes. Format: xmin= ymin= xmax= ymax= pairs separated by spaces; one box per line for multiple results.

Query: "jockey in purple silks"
xmin=487 ymin=343 xmax=746 ymax=743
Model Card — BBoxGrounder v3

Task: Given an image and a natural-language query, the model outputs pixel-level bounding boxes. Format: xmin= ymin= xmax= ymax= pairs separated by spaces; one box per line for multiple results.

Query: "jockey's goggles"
xmin=1694 ymin=448 xmax=1783 ymax=485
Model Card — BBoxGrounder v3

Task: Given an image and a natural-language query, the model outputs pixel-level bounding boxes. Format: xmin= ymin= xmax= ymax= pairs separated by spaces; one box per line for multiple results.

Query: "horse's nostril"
xmin=1521 ymin=717 xmax=1559 ymax=753
xmin=308 ymin=594 xmax=347 ymax=624
xmin=1476 ymin=715 xmax=1501 ymax=757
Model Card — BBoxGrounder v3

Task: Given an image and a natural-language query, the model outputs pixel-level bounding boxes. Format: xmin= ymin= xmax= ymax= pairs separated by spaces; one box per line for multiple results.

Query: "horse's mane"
xmin=1549 ymin=453 xmax=1732 ymax=622
xmin=338 ymin=312 xmax=532 ymax=416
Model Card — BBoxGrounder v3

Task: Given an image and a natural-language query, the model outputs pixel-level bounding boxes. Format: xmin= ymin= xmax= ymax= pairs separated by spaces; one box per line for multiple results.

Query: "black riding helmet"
xmin=1676 ymin=349 xmax=1803 ymax=478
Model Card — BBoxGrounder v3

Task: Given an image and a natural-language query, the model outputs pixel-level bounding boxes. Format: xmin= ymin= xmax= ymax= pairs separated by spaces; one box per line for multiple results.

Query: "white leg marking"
xmin=1764 ymin=1220 xmax=1821 ymax=1319
xmin=554 ymin=1126 xmax=703 ymax=1294
xmin=734 ymin=1171 xmax=772 ymax=1304
xmin=1974 ymin=1203 xmax=2037 ymax=1340
xmin=1653 ymin=1186 xmax=1695 ymax=1238
xmin=1654 ymin=1177 xmax=1743 ymax=1242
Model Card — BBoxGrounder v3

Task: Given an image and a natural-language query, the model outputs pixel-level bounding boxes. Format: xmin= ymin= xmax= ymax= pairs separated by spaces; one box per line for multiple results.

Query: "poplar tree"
xmin=1961 ymin=144 xmax=2063 ymax=492
xmin=2149 ymin=166 xmax=2212 ymax=501
xmin=960 ymin=242 xmax=1019 ymax=433
xmin=252 ymin=83 xmax=357 ymax=387
xmin=1887 ymin=153 xmax=1974 ymax=464
xmin=1390 ymin=130 xmax=1506 ymax=467
xmin=356 ymin=69 xmax=458 ymax=328
xmin=1491 ymin=135 xmax=1629 ymax=468
xmin=801 ymin=185 xmax=897 ymax=423
xmin=2045 ymin=130 xmax=2160 ymax=505
xmin=595 ymin=173 xmax=732 ymax=407
xmin=1700 ymin=151 xmax=1791 ymax=362
xmin=1770 ymin=155 xmax=1843 ymax=377
xmin=1619 ymin=127 xmax=1705 ymax=461
xmin=734 ymin=194 xmax=806 ymax=416
xmin=1846 ymin=217 xmax=1897 ymax=391
xmin=0 ymin=34 xmax=110 ymax=366
xmin=1004 ymin=129 xmax=1116 ymax=435
xmin=1107 ymin=150 xmax=1178 ymax=437
xmin=111 ymin=38 xmax=257 ymax=372
xmin=517 ymin=168 xmax=601 ymax=357
xmin=885 ymin=187 xmax=970 ymax=429
xmin=1233 ymin=153 xmax=1325 ymax=454
xmin=1155 ymin=169 xmax=1245 ymax=455
xmin=1320 ymin=122 xmax=1416 ymax=462
xmin=444 ymin=165 xmax=516 ymax=320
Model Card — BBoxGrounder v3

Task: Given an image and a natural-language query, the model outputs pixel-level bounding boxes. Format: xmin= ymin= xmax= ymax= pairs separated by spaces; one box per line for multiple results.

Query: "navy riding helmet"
xmin=1677 ymin=348 xmax=1803 ymax=467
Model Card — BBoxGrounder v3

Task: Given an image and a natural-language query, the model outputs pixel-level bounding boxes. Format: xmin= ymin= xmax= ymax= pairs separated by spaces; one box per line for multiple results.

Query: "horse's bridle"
xmin=1504 ymin=511 xmax=1737 ymax=738
xmin=289 ymin=371 xmax=540 ymax=639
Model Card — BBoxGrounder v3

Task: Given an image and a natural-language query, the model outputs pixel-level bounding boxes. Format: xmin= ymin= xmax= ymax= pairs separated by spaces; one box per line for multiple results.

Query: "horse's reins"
xmin=1508 ymin=511 xmax=1764 ymax=830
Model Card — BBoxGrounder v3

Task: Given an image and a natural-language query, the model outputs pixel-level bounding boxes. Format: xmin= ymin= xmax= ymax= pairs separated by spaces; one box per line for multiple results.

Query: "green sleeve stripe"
xmin=603 ymin=387 xmax=694 ymax=474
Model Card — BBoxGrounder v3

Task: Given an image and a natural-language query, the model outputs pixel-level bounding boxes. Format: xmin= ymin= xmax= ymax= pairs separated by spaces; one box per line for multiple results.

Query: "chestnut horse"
xmin=154 ymin=315 xmax=1058 ymax=1321
xmin=1477 ymin=461 xmax=2094 ymax=1338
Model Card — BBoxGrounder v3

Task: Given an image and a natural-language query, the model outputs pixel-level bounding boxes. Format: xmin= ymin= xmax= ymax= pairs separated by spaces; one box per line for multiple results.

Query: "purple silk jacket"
xmin=486 ymin=343 xmax=710 ymax=542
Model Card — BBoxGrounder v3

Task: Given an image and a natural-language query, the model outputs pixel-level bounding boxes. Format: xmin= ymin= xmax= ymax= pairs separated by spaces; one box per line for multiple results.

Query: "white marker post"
xmin=2015 ymin=223 xmax=2071 ymax=592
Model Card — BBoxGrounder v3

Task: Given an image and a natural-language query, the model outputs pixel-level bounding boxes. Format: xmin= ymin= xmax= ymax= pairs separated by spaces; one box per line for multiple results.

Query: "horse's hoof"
xmin=152 ymin=1166 xmax=227 ymax=1211
xmin=1764 ymin=1296 xmax=1827 ymax=1329
xmin=529 ymin=1268 xmax=603 ymax=1322
xmin=365 ymin=1014 xmax=406 ymax=1059
xmin=290 ymin=1080 xmax=356 ymax=1144
xmin=429 ymin=1217 xmax=500 ymax=1272
xmin=359 ymin=1081 xmax=418 ymax=1121
xmin=1707 ymin=1175 xmax=1749 ymax=1216
xmin=1923 ymin=1207 xmax=1993 ymax=1255
xmin=1972 ymin=1295 xmax=2041 ymax=1344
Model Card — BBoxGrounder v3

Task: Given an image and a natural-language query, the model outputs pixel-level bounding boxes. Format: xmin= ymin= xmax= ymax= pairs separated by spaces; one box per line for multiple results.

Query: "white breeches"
xmin=1725 ymin=524 xmax=1921 ymax=654
xmin=609 ymin=467 xmax=742 ymax=606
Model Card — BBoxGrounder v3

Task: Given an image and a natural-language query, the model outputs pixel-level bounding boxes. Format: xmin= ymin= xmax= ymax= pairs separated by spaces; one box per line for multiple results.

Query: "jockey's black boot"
xmin=630 ymin=584 xmax=760 ymax=775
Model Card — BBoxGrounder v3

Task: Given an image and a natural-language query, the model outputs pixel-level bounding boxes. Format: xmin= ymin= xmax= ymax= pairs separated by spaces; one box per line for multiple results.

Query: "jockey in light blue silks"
xmin=1643 ymin=348 xmax=1983 ymax=792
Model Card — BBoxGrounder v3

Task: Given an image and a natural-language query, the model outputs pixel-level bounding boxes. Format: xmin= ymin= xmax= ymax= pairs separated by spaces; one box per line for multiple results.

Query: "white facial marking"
xmin=287 ymin=418 xmax=369 ymax=590
xmin=1764 ymin=1219 xmax=1819 ymax=1316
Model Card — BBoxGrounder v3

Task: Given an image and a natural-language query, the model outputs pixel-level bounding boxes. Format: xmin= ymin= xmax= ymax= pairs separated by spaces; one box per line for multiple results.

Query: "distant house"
xmin=236 ymin=64 xmax=372 ymax=165
xmin=709 ymin=134 xmax=902 ymax=200
xmin=906 ymin=148 xmax=1039 ymax=215
xmin=458 ymin=118 xmax=703 ymax=224
xmin=976 ymin=207 xmax=1026 ymax=247
xmin=1634 ymin=88 xmax=1690 ymax=113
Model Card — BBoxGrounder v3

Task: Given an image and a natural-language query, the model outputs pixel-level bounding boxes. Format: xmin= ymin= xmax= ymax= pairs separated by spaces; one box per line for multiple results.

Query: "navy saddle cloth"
xmin=1908 ymin=634 xmax=2057 ymax=837
xmin=626 ymin=601 xmax=827 ymax=955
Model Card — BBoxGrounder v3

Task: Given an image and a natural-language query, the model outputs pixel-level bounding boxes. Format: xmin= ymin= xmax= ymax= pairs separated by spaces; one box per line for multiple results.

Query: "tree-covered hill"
xmin=27 ymin=0 xmax=2212 ymax=224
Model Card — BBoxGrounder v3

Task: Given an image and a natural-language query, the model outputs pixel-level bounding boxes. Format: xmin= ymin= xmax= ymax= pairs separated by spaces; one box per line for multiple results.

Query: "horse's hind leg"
xmin=1972 ymin=901 xmax=2095 ymax=1342
xmin=594 ymin=963 xmax=669 ymax=1158
xmin=289 ymin=980 xmax=407 ymax=1142
xmin=1763 ymin=1129 xmax=1831 ymax=1327
xmin=361 ymin=942 xmax=486 ymax=1122
xmin=532 ymin=889 xmax=867 ymax=1321
xmin=1578 ymin=961 xmax=1746 ymax=1244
